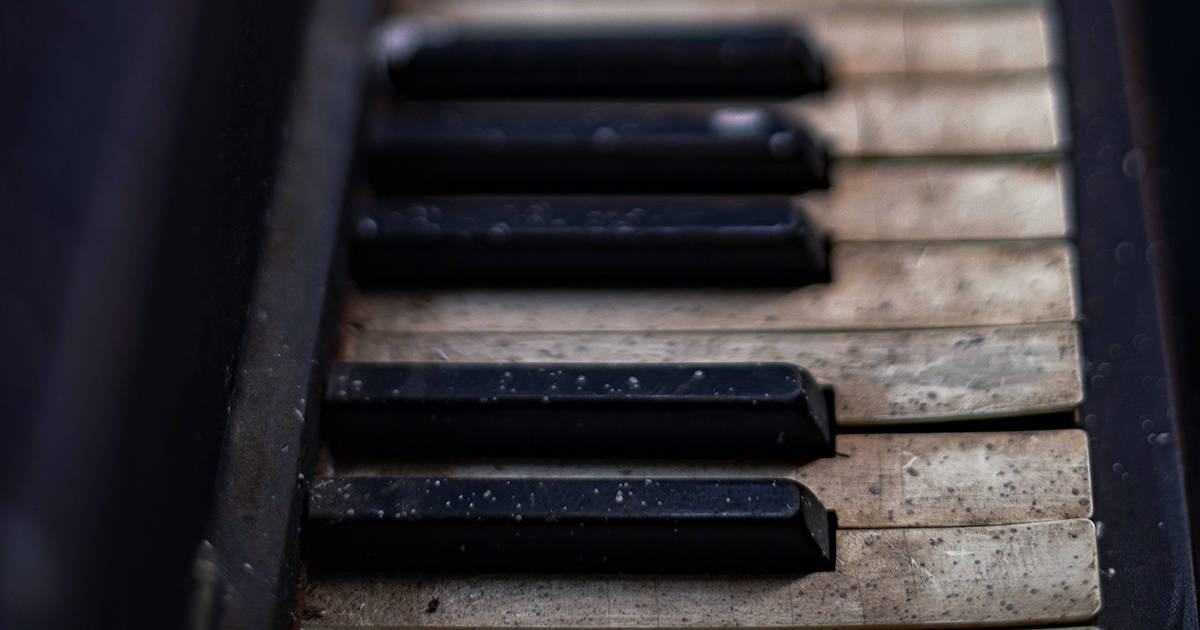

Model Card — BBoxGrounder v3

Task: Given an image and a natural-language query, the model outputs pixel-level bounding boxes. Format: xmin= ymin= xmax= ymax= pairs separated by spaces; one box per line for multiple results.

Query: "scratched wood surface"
xmin=338 ymin=323 xmax=1084 ymax=425
xmin=808 ymin=159 xmax=1069 ymax=241
xmin=303 ymin=518 xmax=1099 ymax=629
xmin=388 ymin=1 xmax=1052 ymax=77
xmin=344 ymin=242 xmax=1076 ymax=333
xmin=334 ymin=429 xmax=1092 ymax=528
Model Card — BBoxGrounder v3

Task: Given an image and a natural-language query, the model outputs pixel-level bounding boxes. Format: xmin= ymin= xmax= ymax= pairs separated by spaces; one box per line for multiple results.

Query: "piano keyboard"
xmin=298 ymin=0 xmax=1099 ymax=627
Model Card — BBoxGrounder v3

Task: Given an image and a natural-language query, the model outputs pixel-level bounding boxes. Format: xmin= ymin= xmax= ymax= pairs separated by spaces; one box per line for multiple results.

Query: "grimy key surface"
xmin=337 ymin=323 xmax=1084 ymax=424
xmin=305 ymin=519 xmax=1100 ymax=628
xmin=306 ymin=477 xmax=835 ymax=574
xmin=366 ymin=103 xmax=830 ymax=194
xmin=324 ymin=363 xmax=834 ymax=460
xmin=378 ymin=20 xmax=828 ymax=98
xmin=343 ymin=241 xmax=1076 ymax=331
xmin=336 ymin=430 xmax=1094 ymax=529
xmin=350 ymin=196 xmax=827 ymax=287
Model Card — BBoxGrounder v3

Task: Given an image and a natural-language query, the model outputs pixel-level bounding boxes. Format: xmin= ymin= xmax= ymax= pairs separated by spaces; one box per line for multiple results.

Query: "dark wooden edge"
xmin=2 ymin=1 xmax=310 ymax=628
xmin=1057 ymin=2 xmax=1199 ymax=628
xmin=186 ymin=2 xmax=374 ymax=629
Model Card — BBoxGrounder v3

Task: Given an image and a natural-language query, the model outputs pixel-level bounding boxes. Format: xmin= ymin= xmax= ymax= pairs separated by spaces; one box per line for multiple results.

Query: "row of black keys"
xmin=375 ymin=20 xmax=829 ymax=99
xmin=313 ymin=363 xmax=837 ymax=574
xmin=355 ymin=22 xmax=831 ymax=287
xmin=357 ymin=105 xmax=830 ymax=286
xmin=309 ymin=24 xmax=837 ymax=575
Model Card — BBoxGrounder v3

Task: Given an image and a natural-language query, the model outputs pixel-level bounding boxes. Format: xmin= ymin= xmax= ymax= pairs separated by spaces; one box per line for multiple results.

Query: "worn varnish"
xmin=338 ymin=323 xmax=1084 ymax=424
xmin=344 ymin=241 xmax=1077 ymax=333
xmin=806 ymin=160 xmax=1068 ymax=241
xmin=333 ymin=429 xmax=1092 ymax=528
xmin=304 ymin=519 xmax=1099 ymax=629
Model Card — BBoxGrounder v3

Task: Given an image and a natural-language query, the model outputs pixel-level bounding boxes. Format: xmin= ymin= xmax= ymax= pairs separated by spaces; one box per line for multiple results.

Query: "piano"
xmin=165 ymin=1 xmax=1195 ymax=629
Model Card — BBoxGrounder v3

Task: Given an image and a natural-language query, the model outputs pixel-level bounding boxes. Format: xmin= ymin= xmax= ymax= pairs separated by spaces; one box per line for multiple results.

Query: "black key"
xmin=323 ymin=363 xmax=834 ymax=460
xmin=350 ymin=196 xmax=828 ymax=287
xmin=375 ymin=19 xmax=829 ymax=98
xmin=306 ymin=477 xmax=836 ymax=573
xmin=366 ymin=103 xmax=830 ymax=194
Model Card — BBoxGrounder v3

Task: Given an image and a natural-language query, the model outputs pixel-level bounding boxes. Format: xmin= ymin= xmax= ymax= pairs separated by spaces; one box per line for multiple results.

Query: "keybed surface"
xmin=306 ymin=0 xmax=1096 ymax=627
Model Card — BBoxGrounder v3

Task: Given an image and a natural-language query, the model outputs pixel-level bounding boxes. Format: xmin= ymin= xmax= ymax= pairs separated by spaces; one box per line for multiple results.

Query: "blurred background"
xmin=1 ymin=1 xmax=1198 ymax=628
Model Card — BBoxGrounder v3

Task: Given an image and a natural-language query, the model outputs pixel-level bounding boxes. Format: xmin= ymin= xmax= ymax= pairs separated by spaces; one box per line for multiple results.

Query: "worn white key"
xmin=808 ymin=160 xmax=1069 ymax=241
xmin=335 ymin=429 xmax=1093 ymax=528
xmin=903 ymin=8 xmax=1051 ymax=74
xmin=338 ymin=323 xmax=1084 ymax=424
xmin=808 ymin=7 xmax=1050 ymax=75
xmin=344 ymin=242 xmax=1077 ymax=333
xmin=807 ymin=12 xmax=906 ymax=76
xmin=792 ymin=73 xmax=1064 ymax=155
xmin=304 ymin=518 xmax=1100 ymax=628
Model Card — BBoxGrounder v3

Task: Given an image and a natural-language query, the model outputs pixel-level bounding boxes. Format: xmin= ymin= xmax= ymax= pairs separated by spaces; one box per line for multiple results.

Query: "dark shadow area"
xmin=1062 ymin=1 xmax=1200 ymax=627
xmin=1117 ymin=0 xmax=1200 ymax=602
xmin=0 ymin=1 xmax=308 ymax=628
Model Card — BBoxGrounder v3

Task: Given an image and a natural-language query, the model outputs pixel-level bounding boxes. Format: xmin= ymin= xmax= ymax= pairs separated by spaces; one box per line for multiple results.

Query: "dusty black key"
xmin=323 ymin=363 xmax=834 ymax=460
xmin=305 ymin=477 xmax=835 ymax=573
xmin=350 ymin=196 xmax=828 ymax=287
xmin=365 ymin=103 xmax=830 ymax=194
xmin=375 ymin=19 xmax=828 ymax=98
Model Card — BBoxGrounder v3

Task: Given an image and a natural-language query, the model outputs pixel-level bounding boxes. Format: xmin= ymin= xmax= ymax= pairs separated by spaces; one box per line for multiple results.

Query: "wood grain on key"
xmin=807 ymin=160 xmax=1069 ymax=241
xmin=389 ymin=2 xmax=1053 ymax=76
xmin=344 ymin=242 xmax=1077 ymax=332
xmin=339 ymin=323 xmax=1084 ymax=424
xmin=334 ymin=430 xmax=1092 ymax=528
xmin=304 ymin=519 xmax=1099 ymax=629
xmin=790 ymin=73 xmax=1063 ymax=156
